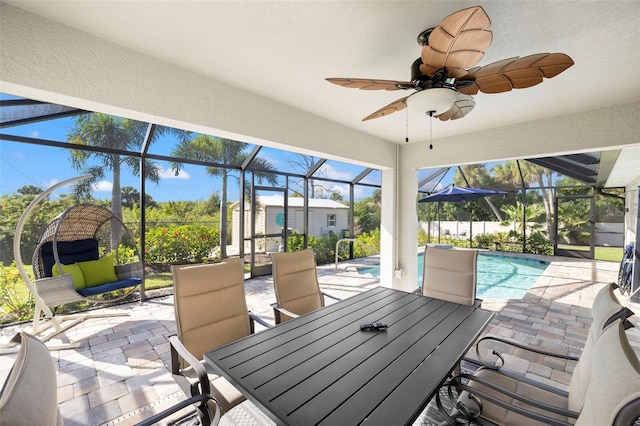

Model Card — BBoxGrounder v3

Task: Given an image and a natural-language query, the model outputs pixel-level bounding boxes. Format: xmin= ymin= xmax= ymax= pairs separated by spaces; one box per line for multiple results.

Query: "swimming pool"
xmin=356 ymin=252 xmax=549 ymax=300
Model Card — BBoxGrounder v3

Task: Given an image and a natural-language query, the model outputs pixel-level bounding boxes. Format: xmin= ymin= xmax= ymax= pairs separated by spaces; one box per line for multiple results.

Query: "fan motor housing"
xmin=417 ymin=28 xmax=434 ymax=46
xmin=411 ymin=58 xmax=450 ymax=91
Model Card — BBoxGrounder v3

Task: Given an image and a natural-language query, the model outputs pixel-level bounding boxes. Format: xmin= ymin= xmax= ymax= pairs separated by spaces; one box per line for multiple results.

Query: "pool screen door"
xmin=247 ymin=186 xmax=287 ymax=277
xmin=554 ymin=195 xmax=595 ymax=259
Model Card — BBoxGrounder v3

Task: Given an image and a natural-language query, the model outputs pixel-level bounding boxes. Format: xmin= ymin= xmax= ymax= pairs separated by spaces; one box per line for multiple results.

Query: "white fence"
xmin=419 ymin=221 xmax=624 ymax=246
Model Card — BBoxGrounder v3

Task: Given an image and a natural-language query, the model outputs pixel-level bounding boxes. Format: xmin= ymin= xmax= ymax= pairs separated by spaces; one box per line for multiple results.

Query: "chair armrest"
xmin=474 ymin=335 xmax=580 ymax=370
xmin=168 ymin=335 xmax=210 ymax=395
xmin=320 ymin=291 xmax=342 ymax=302
xmin=271 ymin=303 xmax=300 ymax=324
xmin=412 ymin=287 xmax=422 ymax=295
xmin=437 ymin=373 xmax=579 ymax=426
xmin=134 ymin=393 xmax=221 ymax=426
xmin=248 ymin=311 xmax=272 ymax=332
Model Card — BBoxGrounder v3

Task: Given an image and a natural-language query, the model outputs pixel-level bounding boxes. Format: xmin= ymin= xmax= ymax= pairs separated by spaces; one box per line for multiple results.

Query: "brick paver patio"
xmin=1 ymin=253 xmax=638 ymax=425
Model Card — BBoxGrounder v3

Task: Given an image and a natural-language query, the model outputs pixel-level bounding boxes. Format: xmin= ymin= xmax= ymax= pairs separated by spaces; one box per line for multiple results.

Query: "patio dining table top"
xmin=204 ymin=286 xmax=494 ymax=425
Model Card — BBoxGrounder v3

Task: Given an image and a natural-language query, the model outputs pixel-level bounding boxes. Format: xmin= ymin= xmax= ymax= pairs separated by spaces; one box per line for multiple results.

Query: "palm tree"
xmin=171 ymin=135 xmax=278 ymax=258
xmin=68 ymin=114 xmax=189 ymax=248
xmin=493 ymin=161 xmax=556 ymax=243
xmin=501 ymin=201 xmax=545 ymax=236
xmin=68 ymin=114 xmax=189 ymax=212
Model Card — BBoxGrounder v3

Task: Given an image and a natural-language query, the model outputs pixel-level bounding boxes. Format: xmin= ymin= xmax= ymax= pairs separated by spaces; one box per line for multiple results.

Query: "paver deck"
xmin=1 ymin=254 xmax=638 ymax=425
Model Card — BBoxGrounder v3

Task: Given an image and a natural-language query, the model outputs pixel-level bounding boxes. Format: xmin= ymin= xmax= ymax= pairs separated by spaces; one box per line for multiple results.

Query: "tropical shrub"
xmin=474 ymin=233 xmax=495 ymax=249
xmin=353 ymin=229 xmax=380 ymax=257
xmin=417 ymin=229 xmax=430 ymax=246
xmin=308 ymin=232 xmax=342 ymax=265
xmin=0 ymin=262 xmax=34 ymax=321
xmin=524 ymin=232 xmax=553 ymax=255
xmin=145 ymin=224 xmax=220 ymax=264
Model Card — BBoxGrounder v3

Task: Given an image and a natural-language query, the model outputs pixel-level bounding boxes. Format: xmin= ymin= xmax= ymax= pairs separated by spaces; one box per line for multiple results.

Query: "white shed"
xmin=231 ymin=195 xmax=349 ymax=252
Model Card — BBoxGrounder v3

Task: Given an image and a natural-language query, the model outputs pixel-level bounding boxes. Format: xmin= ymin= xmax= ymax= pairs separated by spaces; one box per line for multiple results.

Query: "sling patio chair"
xmin=0 ymin=332 xmax=62 ymax=426
xmin=270 ymin=248 xmax=341 ymax=324
xmin=436 ymin=318 xmax=640 ymax=425
xmin=419 ymin=245 xmax=480 ymax=307
xmin=436 ymin=283 xmax=637 ymax=425
xmin=169 ymin=258 xmax=271 ymax=417
xmin=134 ymin=393 xmax=222 ymax=426
xmin=471 ymin=282 xmax=634 ymax=380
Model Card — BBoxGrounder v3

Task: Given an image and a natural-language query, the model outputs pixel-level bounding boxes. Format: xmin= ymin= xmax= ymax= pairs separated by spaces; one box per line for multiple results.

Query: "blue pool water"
xmin=357 ymin=253 xmax=549 ymax=300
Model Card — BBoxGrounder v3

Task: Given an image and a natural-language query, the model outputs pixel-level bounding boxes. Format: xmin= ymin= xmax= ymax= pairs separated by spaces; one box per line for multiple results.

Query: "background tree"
xmin=0 ymin=189 xmax=74 ymax=264
xmin=121 ymin=186 xmax=157 ymax=209
xmin=288 ymin=154 xmax=326 ymax=197
xmin=501 ymin=201 xmax=546 ymax=237
xmin=16 ymin=185 xmax=43 ymax=196
xmin=492 ymin=161 xmax=556 ymax=244
xmin=67 ymin=114 xmax=189 ymax=247
xmin=353 ymin=189 xmax=381 ymax=234
xmin=171 ymin=135 xmax=278 ymax=258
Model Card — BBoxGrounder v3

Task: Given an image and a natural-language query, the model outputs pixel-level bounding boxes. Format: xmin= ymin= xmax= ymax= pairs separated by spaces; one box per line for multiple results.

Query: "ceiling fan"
xmin=326 ymin=6 xmax=574 ymax=122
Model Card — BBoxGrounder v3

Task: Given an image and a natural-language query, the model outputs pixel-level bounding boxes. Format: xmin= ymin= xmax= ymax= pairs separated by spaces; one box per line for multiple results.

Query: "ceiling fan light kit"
xmin=406 ymin=88 xmax=457 ymax=116
xmin=326 ymin=5 xmax=574 ymax=128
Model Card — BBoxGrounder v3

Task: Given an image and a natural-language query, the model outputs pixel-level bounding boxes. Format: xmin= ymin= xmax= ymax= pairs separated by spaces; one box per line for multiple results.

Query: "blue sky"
xmin=1 ymin=98 xmax=381 ymax=202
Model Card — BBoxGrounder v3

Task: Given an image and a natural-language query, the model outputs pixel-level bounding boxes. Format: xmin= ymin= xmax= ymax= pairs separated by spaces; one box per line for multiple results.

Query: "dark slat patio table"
xmin=204 ymin=286 xmax=494 ymax=426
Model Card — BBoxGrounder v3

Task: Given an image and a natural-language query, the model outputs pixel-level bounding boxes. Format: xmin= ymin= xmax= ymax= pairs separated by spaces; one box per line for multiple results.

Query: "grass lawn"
xmin=145 ymin=273 xmax=173 ymax=290
xmin=556 ymin=244 xmax=623 ymax=262
xmin=2 ymin=267 xmax=174 ymax=324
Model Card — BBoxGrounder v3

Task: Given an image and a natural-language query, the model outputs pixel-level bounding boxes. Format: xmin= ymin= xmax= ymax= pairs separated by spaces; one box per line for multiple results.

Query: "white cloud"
xmin=320 ymin=164 xmax=353 ymax=181
xmin=161 ymin=167 xmax=190 ymax=180
xmin=329 ymin=184 xmax=349 ymax=197
xmin=30 ymin=131 xmax=40 ymax=138
xmin=93 ymin=180 xmax=113 ymax=192
xmin=44 ymin=178 xmax=60 ymax=188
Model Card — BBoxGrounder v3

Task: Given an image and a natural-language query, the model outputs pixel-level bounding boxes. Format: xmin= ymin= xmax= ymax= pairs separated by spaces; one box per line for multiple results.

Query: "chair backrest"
xmin=568 ymin=283 xmax=632 ymax=411
xmin=422 ymin=246 xmax=478 ymax=306
xmin=171 ymin=258 xmax=251 ymax=363
xmin=575 ymin=319 xmax=640 ymax=426
xmin=270 ymin=248 xmax=323 ymax=322
xmin=38 ymin=238 xmax=100 ymax=279
xmin=0 ymin=333 xmax=63 ymax=426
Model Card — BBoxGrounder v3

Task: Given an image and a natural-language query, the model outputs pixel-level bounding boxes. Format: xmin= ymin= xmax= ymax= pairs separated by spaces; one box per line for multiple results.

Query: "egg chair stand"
xmin=4 ymin=175 xmax=144 ymax=353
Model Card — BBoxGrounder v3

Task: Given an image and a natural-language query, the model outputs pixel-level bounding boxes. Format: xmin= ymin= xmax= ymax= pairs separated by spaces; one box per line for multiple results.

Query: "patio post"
xmin=632 ymin=186 xmax=640 ymax=303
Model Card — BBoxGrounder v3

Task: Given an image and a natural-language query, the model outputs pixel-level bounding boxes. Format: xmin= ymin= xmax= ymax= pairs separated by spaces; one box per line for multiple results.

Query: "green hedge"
xmin=145 ymin=224 xmax=220 ymax=264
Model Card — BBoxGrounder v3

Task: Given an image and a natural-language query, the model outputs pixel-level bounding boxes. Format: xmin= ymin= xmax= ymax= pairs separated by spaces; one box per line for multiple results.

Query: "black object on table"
xmin=204 ymin=286 xmax=494 ymax=426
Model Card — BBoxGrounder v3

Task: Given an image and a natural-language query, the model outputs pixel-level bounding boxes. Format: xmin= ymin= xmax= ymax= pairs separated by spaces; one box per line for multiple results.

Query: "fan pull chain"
xmin=429 ymin=111 xmax=434 ymax=150
xmin=405 ymin=108 xmax=409 ymax=143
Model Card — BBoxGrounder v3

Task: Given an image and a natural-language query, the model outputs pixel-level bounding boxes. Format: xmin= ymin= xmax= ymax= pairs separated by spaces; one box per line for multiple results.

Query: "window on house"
xmin=327 ymin=214 xmax=336 ymax=227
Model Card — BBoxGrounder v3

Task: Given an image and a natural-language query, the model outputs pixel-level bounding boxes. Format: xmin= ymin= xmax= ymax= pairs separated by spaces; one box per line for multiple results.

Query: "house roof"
xmin=233 ymin=196 xmax=348 ymax=210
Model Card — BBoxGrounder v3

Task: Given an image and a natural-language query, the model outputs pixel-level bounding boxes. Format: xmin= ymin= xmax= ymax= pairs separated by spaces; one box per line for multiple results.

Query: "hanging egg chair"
xmin=32 ymin=203 xmax=143 ymax=306
xmin=9 ymin=175 xmax=144 ymax=349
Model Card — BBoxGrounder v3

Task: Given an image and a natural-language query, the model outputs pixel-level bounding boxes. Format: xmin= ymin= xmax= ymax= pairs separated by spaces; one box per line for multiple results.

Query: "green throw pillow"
xmin=51 ymin=263 xmax=85 ymax=290
xmin=77 ymin=255 xmax=119 ymax=287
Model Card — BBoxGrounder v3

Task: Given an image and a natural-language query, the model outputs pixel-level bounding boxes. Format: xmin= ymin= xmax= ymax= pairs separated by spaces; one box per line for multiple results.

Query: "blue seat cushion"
xmin=76 ymin=278 xmax=141 ymax=297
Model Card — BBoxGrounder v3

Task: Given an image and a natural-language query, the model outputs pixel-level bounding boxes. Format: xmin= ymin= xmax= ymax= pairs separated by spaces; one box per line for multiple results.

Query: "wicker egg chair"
xmin=32 ymin=203 xmax=143 ymax=304
xmin=7 ymin=175 xmax=144 ymax=351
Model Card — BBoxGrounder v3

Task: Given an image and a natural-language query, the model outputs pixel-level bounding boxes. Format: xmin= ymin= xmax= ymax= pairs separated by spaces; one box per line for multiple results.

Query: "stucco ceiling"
xmin=5 ymin=1 xmax=640 ymax=186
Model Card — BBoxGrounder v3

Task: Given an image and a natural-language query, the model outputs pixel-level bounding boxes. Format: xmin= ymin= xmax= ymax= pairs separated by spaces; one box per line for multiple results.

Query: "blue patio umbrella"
xmin=418 ymin=186 xmax=506 ymax=203
xmin=418 ymin=186 xmax=507 ymax=245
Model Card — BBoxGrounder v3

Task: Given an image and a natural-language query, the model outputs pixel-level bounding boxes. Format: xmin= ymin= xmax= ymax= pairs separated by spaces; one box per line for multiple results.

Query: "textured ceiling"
xmin=4 ymin=1 xmax=640 ymax=187
xmin=7 ymin=1 xmax=639 ymax=145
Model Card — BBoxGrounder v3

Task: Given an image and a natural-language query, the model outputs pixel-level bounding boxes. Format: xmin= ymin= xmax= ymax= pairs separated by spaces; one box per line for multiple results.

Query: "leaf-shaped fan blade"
xmin=460 ymin=53 xmax=574 ymax=94
xmin=362 ymin=96 xmax=409 ymax=121
xmin=421 ymin=6 xmax=492 ymax=77
xmin=435 ymin=94 xmax=475 ymax=121
xmin=326 ymin=78 xmax=415 ymax=91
